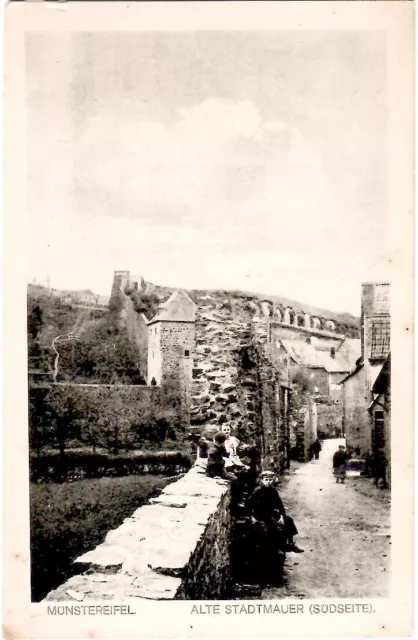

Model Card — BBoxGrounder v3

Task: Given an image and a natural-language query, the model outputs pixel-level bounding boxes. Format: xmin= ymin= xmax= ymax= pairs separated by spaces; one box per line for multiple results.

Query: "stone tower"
xmin=110 ymin=271 xmax=130 ymax=308
xmin=147 ymin=290 xmax=196 ymax=390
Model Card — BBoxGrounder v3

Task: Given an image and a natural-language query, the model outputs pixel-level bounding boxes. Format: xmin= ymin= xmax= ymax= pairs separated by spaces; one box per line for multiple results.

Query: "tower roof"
xmin=148 ymin=290 xmax=197 ymax=325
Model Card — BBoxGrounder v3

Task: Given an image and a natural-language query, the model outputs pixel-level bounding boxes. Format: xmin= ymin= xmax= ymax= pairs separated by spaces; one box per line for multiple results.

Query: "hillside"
xmin=138 ymin=282 xmax=360 ymax=335
xmin=29 ymin=278 xmax=360 ymax=331
xmin=27 ymin=286 xmax=143 ymax=384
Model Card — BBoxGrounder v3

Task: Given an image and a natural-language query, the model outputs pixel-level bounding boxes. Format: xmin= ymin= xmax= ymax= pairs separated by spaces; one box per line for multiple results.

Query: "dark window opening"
xmin=373 ymin=410 xmax=385 ymax=450
xmin=184 ymin=350 xmax=190 ymax=357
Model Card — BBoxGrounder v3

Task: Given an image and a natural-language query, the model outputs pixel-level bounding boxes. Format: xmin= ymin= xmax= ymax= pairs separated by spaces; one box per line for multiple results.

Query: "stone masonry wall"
xmin=148 ymin=322 xmax=195 ymax=387
xmin=123 ymin=296 xmax=149 ymax=380
xmin=190 ymin=299 xmax=254 ymax=437
xmin=176 ymin=488 xmax=231 ymax=599
xmin=160 ymin=322 xmax=195 ymax=385
xmin=44 ymin=467 xmax=231 ymax=602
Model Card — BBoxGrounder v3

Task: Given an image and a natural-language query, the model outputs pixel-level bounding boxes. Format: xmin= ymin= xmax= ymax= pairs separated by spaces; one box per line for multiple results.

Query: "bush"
xmin=30 ymin=449 xmax=193 ymax=482
xmin=291 ymin=367 xmax=314 ymax=394
xmin=130 ymin=291 xmax=160 ymax=319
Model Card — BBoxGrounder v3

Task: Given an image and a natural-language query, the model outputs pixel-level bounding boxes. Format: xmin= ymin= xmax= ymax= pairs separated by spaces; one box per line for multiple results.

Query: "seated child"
xmin=248 ymin=470 xmax=304 ymax=553
xmin=206 ymin=432 xmax=237 ymax=481
xmin=221 ymin=424 xmax=249 ymax=470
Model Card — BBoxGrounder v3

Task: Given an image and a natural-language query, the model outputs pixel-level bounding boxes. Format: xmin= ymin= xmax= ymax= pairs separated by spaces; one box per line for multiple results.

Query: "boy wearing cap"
xmin=248 ymin=470 xmax=304 ymax=553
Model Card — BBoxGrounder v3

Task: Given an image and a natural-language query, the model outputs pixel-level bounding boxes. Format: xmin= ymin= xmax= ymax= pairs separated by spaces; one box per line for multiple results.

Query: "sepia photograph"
xmin=3 ymin=2 xmax=414 ymax=638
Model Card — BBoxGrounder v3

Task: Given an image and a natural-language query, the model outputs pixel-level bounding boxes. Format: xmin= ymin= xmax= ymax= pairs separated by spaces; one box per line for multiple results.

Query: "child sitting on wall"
xmin=249 ymin=470 xmax=304 ymax=553
xmin=221 ymin=424 xmax=249 ymax=471
xmin=194 ymin=435 xmax=210 ymax=471
xmin=206 ymin=432 xmax=237 ymax=482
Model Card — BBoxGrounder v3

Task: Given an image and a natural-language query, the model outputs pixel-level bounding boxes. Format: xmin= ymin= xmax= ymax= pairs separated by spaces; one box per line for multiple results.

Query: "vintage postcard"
xmin=3 ymin=1 xmax=414 ymax=638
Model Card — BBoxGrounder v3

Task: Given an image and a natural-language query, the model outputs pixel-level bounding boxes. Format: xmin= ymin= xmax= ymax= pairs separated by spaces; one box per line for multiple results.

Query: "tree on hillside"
xmin=151 ymin=374 xmax=188 ymax=442
xmin=27 ymin=300 xmax=48 ymax=371
xmin=51 ymin=320 xmax=145 ymax=385
xmin=129 ymin=291 xmax=160 ymax=319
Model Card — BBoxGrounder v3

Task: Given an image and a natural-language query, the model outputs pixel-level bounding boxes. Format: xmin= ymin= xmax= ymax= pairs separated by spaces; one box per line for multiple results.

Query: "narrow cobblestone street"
xmin=262 ymin=439 xmax=391 ymax=600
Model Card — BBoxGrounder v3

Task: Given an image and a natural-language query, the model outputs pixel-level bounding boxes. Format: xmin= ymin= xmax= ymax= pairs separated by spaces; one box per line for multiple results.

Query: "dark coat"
xmin=333 ymin=450 xmax=349 ymax=469
xmin=206 ymin=443 xmax=229 ymax=477
xmin=248 ymin=485 xmax=286 ymax=522
xmin=311 ymin=440 xmax=322 ymax=454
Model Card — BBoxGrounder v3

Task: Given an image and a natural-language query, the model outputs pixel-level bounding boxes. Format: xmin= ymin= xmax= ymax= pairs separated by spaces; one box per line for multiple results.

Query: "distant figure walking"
xmin=332 ymin=445 xmax=350 ymax=484
xmin=373 ymin=448 xmax=388 ymax=489
xmin=310 ymin=439 xmax=322 ymax=460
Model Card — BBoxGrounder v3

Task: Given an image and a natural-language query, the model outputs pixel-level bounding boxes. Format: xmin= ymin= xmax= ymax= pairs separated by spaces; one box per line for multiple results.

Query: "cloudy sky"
xmin=26 ymin=31 xmax=388 ymax=314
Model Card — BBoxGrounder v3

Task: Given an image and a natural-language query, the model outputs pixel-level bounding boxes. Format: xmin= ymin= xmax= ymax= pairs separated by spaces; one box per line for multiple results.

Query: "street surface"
xmin=263 ymin=439 xmax=391 ymax=599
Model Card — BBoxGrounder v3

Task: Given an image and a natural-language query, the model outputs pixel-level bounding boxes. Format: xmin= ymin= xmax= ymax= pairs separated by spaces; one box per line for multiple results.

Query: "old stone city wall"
xmin=40 ymin=277 xmax=361 ymax=602
xmin=44 ymin=467 xmax=232 ymax=602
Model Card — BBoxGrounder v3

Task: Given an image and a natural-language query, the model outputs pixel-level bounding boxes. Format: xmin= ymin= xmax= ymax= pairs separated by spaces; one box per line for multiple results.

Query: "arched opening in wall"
xmin=297 ymin=315 xmax=304 ymax=327
xmin=289 ymin=309 xmax=296 ymax=325
xmin=240 ymin=347 xmax=257 ymax=371
xmin=311 ymin=317 xmax=320 ymax=330
xmin=273 ymin=309 xmax=281 ymax=322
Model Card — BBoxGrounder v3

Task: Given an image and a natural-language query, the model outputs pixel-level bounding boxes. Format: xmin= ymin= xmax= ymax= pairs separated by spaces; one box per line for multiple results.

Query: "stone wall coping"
xmin=43 ymin=467 xmax=229 ymax=603
xmin=269 ymin=320 xmax=346 ymax=340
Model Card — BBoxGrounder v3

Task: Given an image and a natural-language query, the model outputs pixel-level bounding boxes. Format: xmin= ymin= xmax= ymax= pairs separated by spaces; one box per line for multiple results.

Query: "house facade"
xmin=368 ymin=354 xmax=391 ymax=484
xmin=340 ymin=363 xmax=369 ymax=454
xmin=270 ymin=336 xmax=360 ymax=449
xmin=340 ymin=283 xmax=391 ymax=482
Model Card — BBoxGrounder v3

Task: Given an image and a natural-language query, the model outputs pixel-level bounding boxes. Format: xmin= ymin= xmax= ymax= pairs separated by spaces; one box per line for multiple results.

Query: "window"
xmin=184 ymin=350 xmax=190 ymax=357
xmin=370 ymin=320 xmax=390 ymax=360
xmin=373 ymin=410 xmax=385 ymax=449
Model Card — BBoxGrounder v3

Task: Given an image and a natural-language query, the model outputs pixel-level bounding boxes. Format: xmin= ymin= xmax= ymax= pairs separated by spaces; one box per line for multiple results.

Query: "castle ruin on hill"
xmin=110 ymin=271 xmax=361 ymax=467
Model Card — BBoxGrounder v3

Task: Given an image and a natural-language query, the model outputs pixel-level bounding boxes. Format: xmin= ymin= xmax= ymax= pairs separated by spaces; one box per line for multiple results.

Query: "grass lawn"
xmin=30 ymin=474 xmax=169 ymax=601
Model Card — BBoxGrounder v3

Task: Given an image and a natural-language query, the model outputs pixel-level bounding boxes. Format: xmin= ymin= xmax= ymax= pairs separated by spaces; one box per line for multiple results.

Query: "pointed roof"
xmin=148 ymin=290 xmax=197 ymax=325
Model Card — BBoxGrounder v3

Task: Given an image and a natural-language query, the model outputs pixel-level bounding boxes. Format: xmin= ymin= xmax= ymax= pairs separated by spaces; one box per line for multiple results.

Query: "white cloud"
xmin=28 ymin=97 xmax=387 ymax=314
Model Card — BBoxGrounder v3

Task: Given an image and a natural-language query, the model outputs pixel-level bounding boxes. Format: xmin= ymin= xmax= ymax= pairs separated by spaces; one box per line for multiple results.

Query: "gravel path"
xmin=262 ymin=439 xmax=391 ymax=599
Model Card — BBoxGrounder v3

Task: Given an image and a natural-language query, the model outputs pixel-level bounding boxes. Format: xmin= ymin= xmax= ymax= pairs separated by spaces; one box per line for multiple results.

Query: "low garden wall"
xmin=44 ymin=466 xmax=232 ymax=602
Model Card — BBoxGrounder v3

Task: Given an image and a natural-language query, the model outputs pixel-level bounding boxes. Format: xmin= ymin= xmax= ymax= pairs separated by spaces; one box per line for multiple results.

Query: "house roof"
xmin=372 ymin=353 xmax=391 ymax=394
xmin=338 ymin=360 xmax=364 ymax=385
xmin=279 ymin=340 xmax=354 ymax=373
xmin=148 ymin=290 xmax=197 ymax=325
xmin=369 ymin=362 xmax=385 ymax=388
xmin=336 ymin=338 xmax=361 ymax=360
xmin=279 ymin=340 xmax=321 ymax=368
